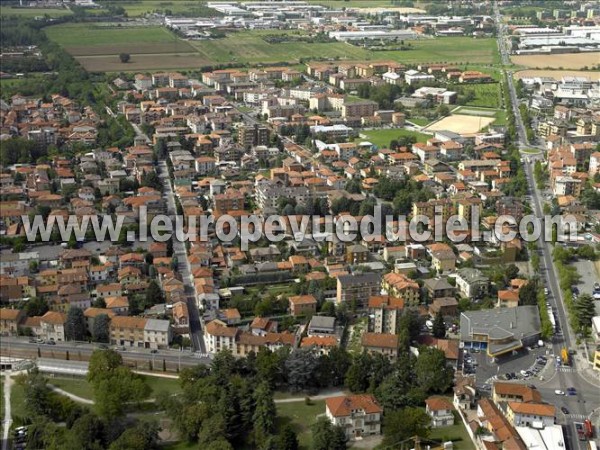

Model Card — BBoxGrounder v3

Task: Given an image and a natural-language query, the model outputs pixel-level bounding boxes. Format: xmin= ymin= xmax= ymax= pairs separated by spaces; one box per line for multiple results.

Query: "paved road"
xmin=158 ymin=161 xmax=205 ymax=353
xmin=1 ymin=373 xmax=12 ymax=450
xmin=494 ymin=3 xmax=600 ymax=447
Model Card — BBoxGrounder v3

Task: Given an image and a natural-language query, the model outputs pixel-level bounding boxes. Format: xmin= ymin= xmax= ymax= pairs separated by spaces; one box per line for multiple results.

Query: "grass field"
xmin=277 ymin=400 xmax=325 ymax=450
xmin=48 ymin=377 xmax=94 ymax=400
xmin=429 ymin=422 xmax=475 ymax=450
xmin=47 ymin=374 xmax=181 ymax=400
xmin=459 ymin=83 xmax=502 ymax=108
xmin=359 ymin=128 xmax=431 ymax=148
xmin=511 ymin=53 xmax=600 ymax=70
xmin=10 ymin=382 xmax=27 ymax=422
xmin=0 ymin=6 xmax=73 ymax=18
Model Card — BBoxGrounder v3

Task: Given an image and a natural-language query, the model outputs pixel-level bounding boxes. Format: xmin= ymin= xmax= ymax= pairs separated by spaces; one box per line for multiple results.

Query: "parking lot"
xmin=572 ymin=259 xmax=600 ymax=315
xmin=460 ymin=345 xmax=552 ymax=389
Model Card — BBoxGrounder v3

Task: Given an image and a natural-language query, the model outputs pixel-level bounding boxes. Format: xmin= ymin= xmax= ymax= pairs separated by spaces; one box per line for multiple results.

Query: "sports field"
xmin=511 ymin=52 xmax=600 ymax=69
xmin=425 ymin=114 xmax=496 ymax=135
xmin=359 ymin=129 xmax=431 ymax=148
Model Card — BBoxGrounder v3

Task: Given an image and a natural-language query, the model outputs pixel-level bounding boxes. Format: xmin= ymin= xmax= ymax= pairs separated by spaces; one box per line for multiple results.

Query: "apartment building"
xmin=336 ymin=273 xmax=381 ymax=307
xmin=367 ymin=295 xmax=405 ymax=334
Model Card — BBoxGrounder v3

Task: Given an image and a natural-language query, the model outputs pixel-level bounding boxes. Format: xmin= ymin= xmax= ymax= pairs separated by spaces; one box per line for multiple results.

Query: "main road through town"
xmin=494 ymin=3 xmax=600 ymax=449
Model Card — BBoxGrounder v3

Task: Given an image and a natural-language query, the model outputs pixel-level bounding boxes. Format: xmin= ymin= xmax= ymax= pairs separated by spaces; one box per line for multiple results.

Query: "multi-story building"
xmin=238 ymin=124 xmax=270 ymax=149
xmin=336 ymin=273 xmax=381 ymax=307
xmin=214 ymin=190 xmax=245 ymax=212
xmin=361 ymin=332 xmax=399 ymax=359
xmin=325 ymin=395 xmax=383 ymax=440
xmin=288 ymin=295 xmax=318 ymax=317
xmin=0 ymin=308 xmax=24 ymax=335
xmin=553 ymin=176 xmax=583 ymax=197
xmin=506 ymin=402 xmax=555 ymax=427
xmin=341 ymin=101 xmax=377 ymax=118
xmin=367 ymin=295 xmax=405 ymax=334
xmin=144 ymin=319 xmax=172 ymax=350
xmin=426 ymin=397 xmax=455 ymax=427
xmin=40 ymin=311 xmax=66 ymax=341
xmin=110 ymin=316 xmax=147 ymax=348
xmin=381 ymin=273 xmax=420 ymax=305
xmin=203 ymin=319 xmax=238 ymax=353
xmin=455 ymin=268 xmax=489 ymax=298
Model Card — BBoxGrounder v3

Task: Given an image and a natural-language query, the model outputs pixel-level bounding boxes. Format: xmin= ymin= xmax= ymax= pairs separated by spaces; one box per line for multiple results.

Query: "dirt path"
xmin=274 ymin=388 xmax=345 ymax=404
xmin=47 ymin=385 xmax=94 ymax=405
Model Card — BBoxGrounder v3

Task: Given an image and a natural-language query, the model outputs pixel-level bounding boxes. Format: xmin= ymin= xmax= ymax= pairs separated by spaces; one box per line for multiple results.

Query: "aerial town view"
xmin=1 ymin=0 xmax=600 ymax=449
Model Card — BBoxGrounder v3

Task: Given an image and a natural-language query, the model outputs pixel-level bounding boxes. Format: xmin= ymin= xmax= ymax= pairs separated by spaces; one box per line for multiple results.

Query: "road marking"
xmin=566 ymin=414 xmax=587 ymax=420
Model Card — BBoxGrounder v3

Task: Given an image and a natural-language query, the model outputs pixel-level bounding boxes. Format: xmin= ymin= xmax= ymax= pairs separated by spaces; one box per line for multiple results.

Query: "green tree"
xmin=382 ymin=407 xmax=431 ymax=448
xmin=24 ymin=297 xmax=48 ymax=317
xmin=92 ymin=314 xmax=110 ymax=343
xmin=519 ymin=280 xmax=538 ymax=306
xmin=285 ymin=348 xmax=318 ymax=392
xmin=432 ymin=313 xmax=446 ymax=339
xmin=277 ymin=423 xmax=299 ymax=450
xmin=414 ymin=347 xmax=453 ymax=394
xmin=574 ymin=294 xmax=595 ymax=329
xmin=109 ymin=420 xmax=160 ymax=450
xmin=144 ymin=280 xmax=164 ymax=309
xmin=65 ymin=413 xmax=105 ymax=450
xmin=65 ymin=306 xmax=86 ymax=341
xmin=253 ymin=381 xmax=277 ymax=443
xmin=311 ymin=416 xmax=346 ymax=450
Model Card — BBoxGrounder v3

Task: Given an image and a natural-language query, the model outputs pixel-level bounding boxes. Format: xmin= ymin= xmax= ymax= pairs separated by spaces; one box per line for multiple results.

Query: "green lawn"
xmin=359 ymin=128 xmax=431 ymax=148
xmin=10 ymin=382 xmax=27 ymax=422
xmin=47 ymin=374 xmax=181 ymax=399
xmin=277 ymin=400 xmax=326 ymax=450
xmin=0 ymin=6 xmax=73 ymax=18
xmin=408 ymin=117 xmax=432 ymax=127
xmin=47 ymin=377 xmax=94 ymax=400
xmin=429 ymin=422 xmax=475 ymax=450
xmin=99 ymin=1 xmax=219 ymax=17
xmin=346 ymin=317 xmax=368 ymax=354
xmin=141 ymin=375 xmax=182 ymax=396
xmin=459 ymin=83 xmax=502 ymax=108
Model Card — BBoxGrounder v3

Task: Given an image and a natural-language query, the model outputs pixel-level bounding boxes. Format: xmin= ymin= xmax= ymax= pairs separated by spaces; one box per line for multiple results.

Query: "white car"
xmin=554 ymin=390 xmax=565 ymax=395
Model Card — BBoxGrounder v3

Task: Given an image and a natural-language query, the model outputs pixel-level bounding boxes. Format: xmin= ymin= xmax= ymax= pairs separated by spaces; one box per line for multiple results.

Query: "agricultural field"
xmin=514 ymin=69 xmax=600 ymax=79
xmin=425 ymin=114 xmax=496 ymax=135
xmin=511 ymin=52 xmax=600 ymax=70
xmin=191 ymin=30 xmax=371 ymax=65
xmin=46 ymin=20 xmax=500 ymax=72
xmin=45 ymin=23 xmax=195 ymax=56
xmin=359 ymin=128 xmax=431 ymax=148
xmin=93 ymin=1 xmax=219 ymax=17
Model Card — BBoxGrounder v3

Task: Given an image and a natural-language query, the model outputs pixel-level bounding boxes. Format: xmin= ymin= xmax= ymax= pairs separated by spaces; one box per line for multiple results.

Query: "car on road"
xmin=150 ymin=349 xmax=158 ymax=354
xmin=46 ymin=340 xmax=55 ymax=345
xmin=554 ymin=390 xmax=565 ymax=395
xmin=572 ymin=287 xmax=579 ymax=295
xmin=567 ymin=387 xmax=577 ymax=395
xmin=561 ymin=406 xmax=569 ymax=414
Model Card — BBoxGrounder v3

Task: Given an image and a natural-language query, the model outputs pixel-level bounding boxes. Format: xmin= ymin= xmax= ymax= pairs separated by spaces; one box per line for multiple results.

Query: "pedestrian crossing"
xmin=565 ymin=414 xmax=587 ymax=420
xmin=556 ymin=366 xmax=577 ymax=373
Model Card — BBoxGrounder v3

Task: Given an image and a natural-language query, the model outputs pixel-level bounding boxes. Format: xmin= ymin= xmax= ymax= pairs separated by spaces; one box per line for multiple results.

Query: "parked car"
xmin=561 ymin=406 xmax=569 ymax=414
xmin=554 ymin=390 xmax=565 ymax=395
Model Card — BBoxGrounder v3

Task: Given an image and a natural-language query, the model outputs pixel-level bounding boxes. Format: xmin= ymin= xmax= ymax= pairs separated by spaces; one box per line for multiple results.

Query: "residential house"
xmin=0 ymin=308 xmax=24 ymax=335
xmin=288 ymin=295 xmax=318 ymax=317
xmin=455 ymin=268 xmax=489 ymax=298
xmin=325 ymin=394 xmax=383 ymax=440
xmin=361 ymin=332 xmax=399 ymax=359
xmin=426 ymin=396 xmax=455 ymax=427
xmin=110 ymin=316 xmax=147 ymax=348
xmin=40 ymin=311 xmax=66 ymax=341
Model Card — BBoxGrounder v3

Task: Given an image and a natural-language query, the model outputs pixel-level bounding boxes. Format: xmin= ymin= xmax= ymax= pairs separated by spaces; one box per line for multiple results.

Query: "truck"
xmin=561 ymin=347 xmax=570 ymax=366
xmin=584 ymin=419 xmax=593 ymax=439
xmin=575 ymin=421 xmax=594 ymax=441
